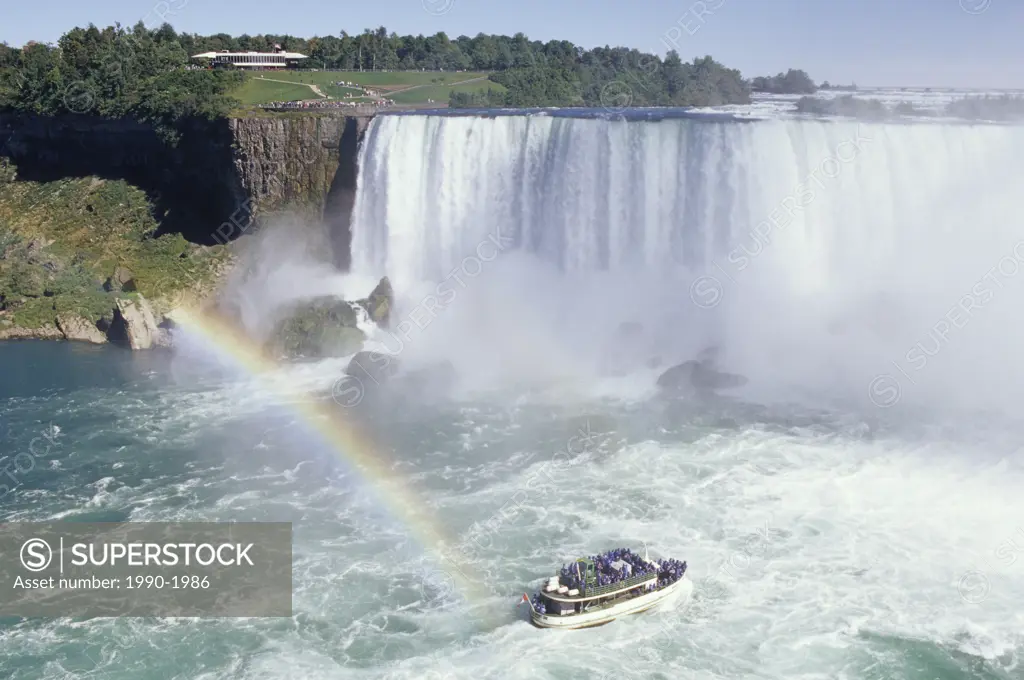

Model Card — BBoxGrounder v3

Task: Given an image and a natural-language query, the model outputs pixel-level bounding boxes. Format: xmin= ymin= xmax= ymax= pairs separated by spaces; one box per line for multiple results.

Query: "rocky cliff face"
xmin=228 ymin=114 xmax=370 ymax=267
xmin=0 ymin=114 xmax=244 ymax=244
xmin=0 ymin=112 xmax=371 ymax=249
xmin=56 ymin=314 xmax=107 ymax=344
xmin=111 ymin=295 xmax=165 ymax=350
xmin=0 ymin=111 xmax=374 ymax=347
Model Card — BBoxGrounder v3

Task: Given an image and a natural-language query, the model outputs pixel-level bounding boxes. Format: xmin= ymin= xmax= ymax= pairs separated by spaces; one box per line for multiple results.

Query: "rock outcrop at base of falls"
xmin=334 ymin=351 xmax=400 ymax=404
xmin=267 ymin=276 xmax=392 ymax=360
xmin=356 ymin=276 xmax=393 ymax=328
xmin=269 ymin=297 xmax=366 ymax=359
xmin=345 ymin=350 xmax=401 ymax=386
xmin=657 ymin=350 xmax=748 ymax=394
xmin=332 ymin=358 xmax=458 ymax=408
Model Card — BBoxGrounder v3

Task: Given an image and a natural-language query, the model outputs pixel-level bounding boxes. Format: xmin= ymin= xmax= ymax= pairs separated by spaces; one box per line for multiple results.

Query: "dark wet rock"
xmin=345 ymin=350 xmax=400 ymax=386
xmin=270 ymin=296 xmax=365 ymax=359
xmin=332 ymin=358 xmax=454 ymax=408
xmin=657 ymin=357 xmax=747 ymax=393
xmin=356 ymin=276 xmax=393 ymax=329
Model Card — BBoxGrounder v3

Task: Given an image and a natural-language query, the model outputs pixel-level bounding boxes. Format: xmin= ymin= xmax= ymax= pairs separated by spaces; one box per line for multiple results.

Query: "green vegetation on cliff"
xmin=0 ymin=226 xmax=116 ymax=329
xmin=0 ymin=161 xmax=228 ymax=330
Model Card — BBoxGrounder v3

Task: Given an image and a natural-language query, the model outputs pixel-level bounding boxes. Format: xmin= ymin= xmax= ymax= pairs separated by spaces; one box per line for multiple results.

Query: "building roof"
xmin=191 ymin=51 xmax=308 ymax=59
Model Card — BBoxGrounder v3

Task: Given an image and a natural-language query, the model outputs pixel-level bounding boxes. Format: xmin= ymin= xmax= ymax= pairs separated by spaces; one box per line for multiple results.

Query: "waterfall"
xmin=348 ymin=113 xmax=1024 ymax=408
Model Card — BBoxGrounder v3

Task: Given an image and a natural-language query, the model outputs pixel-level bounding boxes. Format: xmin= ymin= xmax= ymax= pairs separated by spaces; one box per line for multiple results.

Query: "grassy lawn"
xmin=319 ymin=84 xmax=365 ymax=98
xmin=318 ymin=83 xmax=375 ymax=101
xmin=261 ymin=70 xmax=491 ymax=88
xmin=234 ymin=77 xmax=318 ymax=104
xmin=388 ymin=80 xmax=506 ymax=104
xmin=232 ymin=70 xmax=501 ymax=105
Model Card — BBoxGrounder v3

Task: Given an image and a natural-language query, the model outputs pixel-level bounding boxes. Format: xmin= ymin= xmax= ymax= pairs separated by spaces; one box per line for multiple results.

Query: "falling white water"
xmin=349 ymin=114 xmax=1024 ymax=411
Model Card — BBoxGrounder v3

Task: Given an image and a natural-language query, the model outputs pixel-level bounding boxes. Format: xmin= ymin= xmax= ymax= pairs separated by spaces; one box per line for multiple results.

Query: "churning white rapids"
xmin=4 ymin=111 xmax=1024 ymax=680
xmin=348 ymin=112 xmax=1024 ymax=678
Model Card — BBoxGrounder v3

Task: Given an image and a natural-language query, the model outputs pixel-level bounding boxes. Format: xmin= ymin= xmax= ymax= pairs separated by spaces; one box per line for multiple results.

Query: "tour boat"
xmin=520 ymin=546 xmax=689 ymax=629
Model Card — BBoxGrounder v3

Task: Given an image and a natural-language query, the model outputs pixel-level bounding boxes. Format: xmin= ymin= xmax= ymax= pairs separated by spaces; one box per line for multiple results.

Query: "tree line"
xmin=0 ymin=23 xmax=243 ymax=141
xmin=750 ymin=69 xmax=817 ymax=95
xmin=796 ymin=93 xmax=1024 ymax=121
xmin=0 ymin=22 xmax=822 ymax=120
xmin=453 ymin=52 xmax=752 ymax=108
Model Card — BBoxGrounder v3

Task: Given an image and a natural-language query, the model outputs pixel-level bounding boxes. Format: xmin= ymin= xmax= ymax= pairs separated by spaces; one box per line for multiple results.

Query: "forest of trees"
xmin=0 ymin=22 xmax=759 ymax=123
xmin=453 ymin=53 xmax=750 ymax=108
xmin=0 ymin=23 xmax=244 ymax=140
xmin=819 ymin=81 xmax=858 ymax=91
xmin=750 ymin=69 xmax=817 ymax=94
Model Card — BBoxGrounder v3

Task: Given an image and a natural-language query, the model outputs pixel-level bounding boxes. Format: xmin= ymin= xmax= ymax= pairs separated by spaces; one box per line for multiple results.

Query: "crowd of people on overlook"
xmin=332 ymin=81 xmax=384 ymax=98
xmin=328 ymin=81 xmax=386 ymax=98
xmin=255 ymin=77 xmax=396 ymax=110
xmin=259 ymin=99 xmax=394 ymax=110
xmin=530 ymin=548 xmax=687 ymax=615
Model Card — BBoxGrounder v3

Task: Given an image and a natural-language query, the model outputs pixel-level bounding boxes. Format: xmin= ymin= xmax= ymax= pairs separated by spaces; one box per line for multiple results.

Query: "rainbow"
xmin=170 ymin=306 xmax=495 ymax=611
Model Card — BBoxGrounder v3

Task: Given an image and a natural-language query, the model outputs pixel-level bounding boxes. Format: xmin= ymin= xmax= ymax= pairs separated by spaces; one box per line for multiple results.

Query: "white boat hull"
xmin=530 ymin=577 xmax=691 ymax=629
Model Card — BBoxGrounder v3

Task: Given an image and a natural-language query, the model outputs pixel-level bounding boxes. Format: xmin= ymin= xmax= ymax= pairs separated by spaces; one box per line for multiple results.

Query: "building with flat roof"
xmin=191 ymin=47 xmax=307 ymax=70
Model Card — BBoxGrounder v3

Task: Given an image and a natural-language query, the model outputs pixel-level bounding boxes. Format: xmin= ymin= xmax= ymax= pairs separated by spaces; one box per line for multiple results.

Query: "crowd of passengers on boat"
xmin=531 ymin=548 xmax=687 ymax=614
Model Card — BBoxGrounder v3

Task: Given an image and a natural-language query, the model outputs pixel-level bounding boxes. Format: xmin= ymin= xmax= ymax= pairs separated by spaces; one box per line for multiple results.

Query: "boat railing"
xmin=583 ymin=571 xmax=655 ymax=598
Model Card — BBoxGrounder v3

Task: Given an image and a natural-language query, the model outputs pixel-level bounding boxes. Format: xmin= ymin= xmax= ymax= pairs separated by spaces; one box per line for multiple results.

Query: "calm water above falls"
xmin=4 ymin=110 xmax=1024 ymax=679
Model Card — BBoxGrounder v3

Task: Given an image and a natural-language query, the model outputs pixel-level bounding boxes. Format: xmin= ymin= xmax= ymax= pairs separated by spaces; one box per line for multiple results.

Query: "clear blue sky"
xmin=4 ymin=0 xmax=1022 ymax=88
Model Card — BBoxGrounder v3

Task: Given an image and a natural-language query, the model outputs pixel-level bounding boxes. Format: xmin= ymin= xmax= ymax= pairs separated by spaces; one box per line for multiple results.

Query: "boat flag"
xmin=519 ymin=593 xmax=529 ymax=605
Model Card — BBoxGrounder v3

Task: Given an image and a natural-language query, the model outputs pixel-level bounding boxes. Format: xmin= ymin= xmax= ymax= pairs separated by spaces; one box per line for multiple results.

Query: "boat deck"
xmin=542 ymin=576 xmax=658 ymax=603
